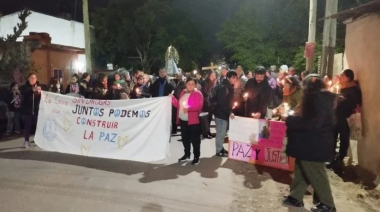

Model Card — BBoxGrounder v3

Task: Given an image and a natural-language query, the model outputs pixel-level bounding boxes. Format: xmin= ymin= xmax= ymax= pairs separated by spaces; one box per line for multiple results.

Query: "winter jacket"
xmin=90 ymin=82 xmax=112 ymax=100
xmin=336 ymin=82 xmax=362 ymax=120
xmin=20 ymin=81 xmax=41 ymax=115
xmin=130 ymin=84 xmax=151 ymax=99
xmin=244 ymin=78 xmax=271 ymax=118
xmin=286 ymin=91 xmax=336 ymax=162
xmin=172 ymin=90 xmax=204 ymax=125
xmin=111 ymin=80 xmax=130 ymax=100
xmin=79 ymin=79 xmax=91 ymax=98
xmin=214 ymin=79 xmax=234 ymax=121
xmin=149 ymin=77 xmax=175 ymax=97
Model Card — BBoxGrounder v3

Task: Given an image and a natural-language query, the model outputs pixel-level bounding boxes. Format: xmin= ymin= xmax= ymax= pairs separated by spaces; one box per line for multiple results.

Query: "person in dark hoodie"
xmin=214 ymin=71 xmax=238 ymax=157
xmin=49 ymin=77 xmax=64 ymax=94
xmin=283 ymin=74 xmax=337 ymax=212
xmin=91 ymin=73 xmax=112 ymax=100
xmin=330 ymin=69 xmax=362 ymax=167
xmin=20 ymin=73 xmax=42 ymax=148
xmin=6 ymin=82 xmax=22 ymax=135
xmin=243 ymin=66 xmax=272 ymax=119
xmin=79 ymin=72 xmax=92 ymax=98
xmin=149 ymin=68 xmax=175 ymax=97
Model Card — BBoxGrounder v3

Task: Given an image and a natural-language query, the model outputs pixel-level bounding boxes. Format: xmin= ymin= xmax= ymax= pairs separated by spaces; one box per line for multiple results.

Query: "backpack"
xmin=208 ymin=84 xmax=228 ymax=106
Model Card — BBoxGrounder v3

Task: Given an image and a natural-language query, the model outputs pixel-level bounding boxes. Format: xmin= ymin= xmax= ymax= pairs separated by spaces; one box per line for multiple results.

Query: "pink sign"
xmin=257 ymin=120 xmax=286 ymax=148
xmin=229 ymin=119 xmax=294 ymax=171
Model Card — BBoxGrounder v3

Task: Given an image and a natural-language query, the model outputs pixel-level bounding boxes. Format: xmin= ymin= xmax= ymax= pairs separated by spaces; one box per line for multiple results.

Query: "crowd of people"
xmin=4 ymin=64 xmax=362 ymax=212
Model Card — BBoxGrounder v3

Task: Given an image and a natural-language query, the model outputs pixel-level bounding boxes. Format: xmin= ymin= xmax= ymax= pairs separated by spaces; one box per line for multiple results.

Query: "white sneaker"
xmin=23 ymin=141 xmax=30 ymax=149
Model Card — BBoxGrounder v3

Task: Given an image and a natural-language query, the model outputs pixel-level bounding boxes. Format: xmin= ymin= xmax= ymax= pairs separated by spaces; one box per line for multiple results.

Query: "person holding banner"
xmin=20 ymin=73 xmax=42 ymax=148
xmin=91 ymin=73 xmax=112 ymax=100
xmin=171 ymin=77 xmax=204 ymax=165
xmin=284 ymin=74 xmax=337 ymax=212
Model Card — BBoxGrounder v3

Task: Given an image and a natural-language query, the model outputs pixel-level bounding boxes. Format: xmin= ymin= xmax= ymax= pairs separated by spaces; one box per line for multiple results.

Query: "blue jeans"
xmin=215 ymin=117 xmax=228 ymax=153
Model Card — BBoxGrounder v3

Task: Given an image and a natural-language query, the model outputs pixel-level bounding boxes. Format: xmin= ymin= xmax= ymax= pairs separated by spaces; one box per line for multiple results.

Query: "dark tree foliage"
xmin=91 ymin=0 xmax=207 ymax=73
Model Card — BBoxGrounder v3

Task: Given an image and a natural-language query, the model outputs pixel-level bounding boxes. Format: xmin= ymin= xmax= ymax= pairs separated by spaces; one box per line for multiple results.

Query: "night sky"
xmin=0 ymin=0 xmax=241 ymax=56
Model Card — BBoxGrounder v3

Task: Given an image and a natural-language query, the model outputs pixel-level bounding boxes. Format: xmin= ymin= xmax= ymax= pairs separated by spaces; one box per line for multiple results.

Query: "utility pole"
xmin=321 ymin=0 xmax=338 ymax=78
xmin=83 ymin=0 xmax=92 ymax=73
xmin=306 ymin=0 xmax=317 ymax=72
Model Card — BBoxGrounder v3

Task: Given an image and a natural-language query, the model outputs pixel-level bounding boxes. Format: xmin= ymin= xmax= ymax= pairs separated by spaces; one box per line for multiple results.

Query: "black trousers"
xmin=180 ymin=120 xmax=201 ymax=158
xmin=334 ymin=118 xmax=350 ymax=160
xmin=172 ymin=106 xmax=178 ymax=133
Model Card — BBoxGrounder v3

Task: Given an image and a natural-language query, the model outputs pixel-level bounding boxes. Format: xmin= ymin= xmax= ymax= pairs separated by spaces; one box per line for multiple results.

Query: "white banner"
xmin=35 ymin=91 xmax=171 ymax=162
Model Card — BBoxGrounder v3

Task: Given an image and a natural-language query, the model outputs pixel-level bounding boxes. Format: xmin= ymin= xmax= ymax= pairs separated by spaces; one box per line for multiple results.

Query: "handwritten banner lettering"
xmin=228 ymin=117 xmax=295 ymax=171
xmin=35 ymin=91 xmax=171 ymax=162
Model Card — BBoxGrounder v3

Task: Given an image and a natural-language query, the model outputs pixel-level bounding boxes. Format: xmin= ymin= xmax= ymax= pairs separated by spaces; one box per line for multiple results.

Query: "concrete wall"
xmin=344 ymin=14 xmax=380 ymax=176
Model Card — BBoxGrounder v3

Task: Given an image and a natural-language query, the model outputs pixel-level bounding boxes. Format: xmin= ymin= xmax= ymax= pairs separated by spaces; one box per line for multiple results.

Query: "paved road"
xmin=0 ymin=136 xmax=369 ymax=212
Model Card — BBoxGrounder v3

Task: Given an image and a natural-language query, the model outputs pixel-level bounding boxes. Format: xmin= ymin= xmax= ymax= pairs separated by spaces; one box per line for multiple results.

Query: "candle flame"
xmin=328 ymin=81 xmax=332 ymax=86
xmin=251 ymin=113 xmax=255 ymax=117
xmin=273 ymin=109 xmax=277 ymax=114
xmin=234 ymin=102 xmax=238 ymax=106
xmin=243 ymin=93 xmax=248 ymax=98
xmin=284 ymin=103 xmax=289 ymax=107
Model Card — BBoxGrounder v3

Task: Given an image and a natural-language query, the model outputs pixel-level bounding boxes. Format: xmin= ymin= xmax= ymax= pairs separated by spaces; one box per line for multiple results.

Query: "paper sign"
xmin=228 ymin=117 xmax=294 ymax=171
xmin=229 ymin=116 xmax=259 ymax=144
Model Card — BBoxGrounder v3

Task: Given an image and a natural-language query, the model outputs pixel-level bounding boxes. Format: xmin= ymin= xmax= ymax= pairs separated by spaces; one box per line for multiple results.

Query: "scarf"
xmin=12 ymin=91 xmax=21 ymax=108
xmin=114 ymin=79 xmax=125 ymax=85
xmin=70 ymin=83 xmax=79 ymax=93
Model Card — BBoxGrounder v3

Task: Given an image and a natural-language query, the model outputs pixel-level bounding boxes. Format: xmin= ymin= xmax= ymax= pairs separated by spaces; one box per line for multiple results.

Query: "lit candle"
xmin=251 ymin=113 xmax=255 ymax=117
xmin=336 ymin=85 xmax=340 ymax=94
xmin=234 ymin=102 xmax=238 ymax=107
xmin=243 ymin=93 xmax=248 ymax=98
xmin=328 ymin=81 xmax=332 ymax=86
xmin=272 ymin=109 xmax=277 ymax=114
xmin=117 ymin=83 xmax=121 ymax=88
xmin=283 ymin=103 xmax=290 ymax=117
xmin=182 ymin=102 xmax=188 ymax=108
xmin=281 ymin=79 xmax=285 ymax=85
xmin=136 ymin=88 xmax=140 ymax=93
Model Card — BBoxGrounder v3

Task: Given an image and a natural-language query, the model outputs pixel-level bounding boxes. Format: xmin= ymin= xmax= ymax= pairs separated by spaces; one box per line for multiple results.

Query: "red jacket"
xmin=172 ymin=89 xmax=204 ymax=125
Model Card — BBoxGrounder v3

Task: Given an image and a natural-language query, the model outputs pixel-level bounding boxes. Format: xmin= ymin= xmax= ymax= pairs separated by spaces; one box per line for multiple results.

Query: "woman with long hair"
xmin=274 ymin=76 xmax=302 ymax=116
xmin=200 ymin=70 xmax=218 ymax=139
xmin=49 ymin=77 xmax=64 ymax=94
xmin=91 ymin=73 xmax=111 ymax=100
xmin=20 ymin=73 xmax=42 ymax=148
xmin=283 ymin=74 xmax=337 ymax=212
xmin=171 ymin=77 xmax=204 ymax=165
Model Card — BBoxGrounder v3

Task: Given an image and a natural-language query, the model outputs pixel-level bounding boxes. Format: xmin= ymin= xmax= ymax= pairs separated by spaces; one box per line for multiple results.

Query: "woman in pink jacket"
xmin=172 ymin=77 xmax=204 ymax=165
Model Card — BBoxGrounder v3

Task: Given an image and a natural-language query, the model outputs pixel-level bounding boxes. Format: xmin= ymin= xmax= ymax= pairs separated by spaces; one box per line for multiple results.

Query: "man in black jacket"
xmin=243 ymin=66 xmax=272 ymax=119
xmin=149 ymin=68 xmax=175 ymax=97
xmin=332 ymin=69 xmax=362 ymax=167
xmin=214 ymin=71 xmax=238 ymax=157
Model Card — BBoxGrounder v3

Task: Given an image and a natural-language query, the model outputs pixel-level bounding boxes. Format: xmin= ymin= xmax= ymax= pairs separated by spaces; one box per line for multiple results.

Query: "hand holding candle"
xmin=182 ymin=102 xmax=188 ymax=113
xmin=243 ymin=92 xmax=248 ymax=101
xmin=233 ymin=102 xmax=238 ymax=109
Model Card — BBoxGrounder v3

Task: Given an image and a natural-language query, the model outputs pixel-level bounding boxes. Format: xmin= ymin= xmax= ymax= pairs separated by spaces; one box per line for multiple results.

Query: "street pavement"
xmin=0 ymin=135 xmax=370 ymax=212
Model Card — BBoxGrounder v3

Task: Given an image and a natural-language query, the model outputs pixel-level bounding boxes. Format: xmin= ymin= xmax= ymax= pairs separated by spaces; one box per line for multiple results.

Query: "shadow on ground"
xmin=222 ymin=158 xmax=293 ymax=189
xmin=140 ymin=203 xmax=164 ymax=212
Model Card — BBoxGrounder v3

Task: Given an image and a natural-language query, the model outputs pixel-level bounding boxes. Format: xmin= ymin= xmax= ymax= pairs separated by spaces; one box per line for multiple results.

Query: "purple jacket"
xmin=172 ymin=90 xmax=204 ymax=125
